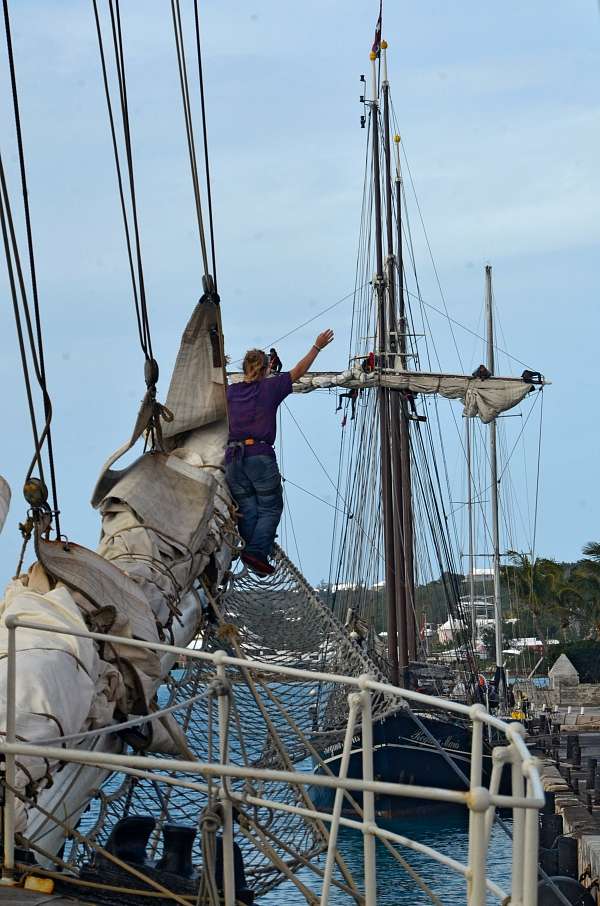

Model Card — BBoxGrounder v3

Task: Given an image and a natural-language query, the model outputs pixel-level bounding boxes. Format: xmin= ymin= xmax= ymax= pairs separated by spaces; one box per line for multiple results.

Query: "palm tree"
xmin=571 ymin=542 xmax=600 ymax=638
xmin=582 ymin=541 xmax=600 ymax=561
xmin=504 ymin=552 xmax=568 ymax=653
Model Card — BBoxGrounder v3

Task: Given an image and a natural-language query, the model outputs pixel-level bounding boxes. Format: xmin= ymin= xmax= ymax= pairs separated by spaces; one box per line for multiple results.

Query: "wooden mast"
xmin=369 ymin=51 xmax=400 ymax=685
xmin=393 ymin=131 xmax=417 ymax=664
xmin=381 ymin=43 xmax=409 ymax=681
xmin=485 ymin=264 xmax=506 ymax=700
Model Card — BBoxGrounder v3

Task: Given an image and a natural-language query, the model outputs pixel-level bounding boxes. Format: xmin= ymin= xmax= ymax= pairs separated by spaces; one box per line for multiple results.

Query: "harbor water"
xmin=261 ymin=813 xmax=512 ymax=904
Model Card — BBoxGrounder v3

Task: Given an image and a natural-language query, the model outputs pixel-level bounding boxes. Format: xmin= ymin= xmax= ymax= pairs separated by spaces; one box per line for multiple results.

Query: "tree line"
xmin=319 ymin=541 xmax=600 ymax=651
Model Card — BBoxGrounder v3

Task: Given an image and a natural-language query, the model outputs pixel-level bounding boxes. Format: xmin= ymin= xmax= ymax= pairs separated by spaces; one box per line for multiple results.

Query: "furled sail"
xmin=293 ymin=369 xmax=538 ymax=423
xmin=0 ymin=298 xmax=234 ymax=840
xmin=230 ymin=368 xmax=538 ymax=422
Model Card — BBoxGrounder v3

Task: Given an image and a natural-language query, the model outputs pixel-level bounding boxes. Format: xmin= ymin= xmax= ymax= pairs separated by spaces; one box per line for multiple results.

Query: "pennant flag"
xmin=371 ymin=1 xmax=382 ymax=57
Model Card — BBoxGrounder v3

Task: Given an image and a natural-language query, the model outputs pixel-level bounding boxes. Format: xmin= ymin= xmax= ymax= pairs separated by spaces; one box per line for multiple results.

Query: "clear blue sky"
xmin=1 ymin=1 xmax=599 ymax=586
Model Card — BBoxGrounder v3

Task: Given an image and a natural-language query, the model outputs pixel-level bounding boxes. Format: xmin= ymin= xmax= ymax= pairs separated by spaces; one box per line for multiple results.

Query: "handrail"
xmin=0 ymin=614 xmax=543 ymax=905
xmin=0 ymin=615 xmax=546 ymax=748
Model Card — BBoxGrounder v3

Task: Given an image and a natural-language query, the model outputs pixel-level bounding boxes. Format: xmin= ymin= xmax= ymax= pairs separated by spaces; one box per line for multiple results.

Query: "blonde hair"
xmin=243 ymin=348 xmax=268 ymax=382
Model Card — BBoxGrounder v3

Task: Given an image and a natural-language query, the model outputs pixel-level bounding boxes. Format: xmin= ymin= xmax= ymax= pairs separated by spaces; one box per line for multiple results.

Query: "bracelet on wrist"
xmin=313 ymin=344 xmax=322 ymax=352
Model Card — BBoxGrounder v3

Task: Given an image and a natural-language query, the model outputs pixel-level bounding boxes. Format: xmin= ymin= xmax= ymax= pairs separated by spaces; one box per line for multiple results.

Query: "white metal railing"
xmin=0 ymin=615 xmax=544 ymax=905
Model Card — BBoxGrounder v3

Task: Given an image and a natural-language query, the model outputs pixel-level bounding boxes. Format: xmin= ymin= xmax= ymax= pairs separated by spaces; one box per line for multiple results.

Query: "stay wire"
xmin=531 ymin=389 xmax=544 ymax=566
xmin=0 ymin=153 xmax=46 ymax=489
xmin=106 ymin=0 xmax=153 ymax=361
xmin=193 ymin=0 xmax=217 ymax=287
xmin=2 ymin=0 xmax=60 ymax=529
xmin=92 ymin=0 xmax=147 ymax=359
xmin=113 ymin=0 xmax=153 ymax=360
xmin=230 ymin=284 xmax=366 ymax=368
xmin=406 ymin=287 xmax=537 ymax=374
xmin=281 ymin=476 xmax=352 ymax=518
xmin=171 ymin=0 xmax=211 ymax=279
xmin=282 ymin=482 xmax=303 ymax=575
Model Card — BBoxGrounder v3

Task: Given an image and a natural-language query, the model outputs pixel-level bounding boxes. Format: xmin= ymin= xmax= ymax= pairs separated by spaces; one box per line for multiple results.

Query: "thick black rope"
xmin=0 ymin=155 xmax=46 ymax=489
xmin=170 ymin=0 xmax=211 ymax=281
xmin=92 ymin=0 xmax=146 ymax=358
xmin=2 ymin=0 xmax=61 ymax=532
xmin=193 ymin=0 xmax=217 ymax=288
xmin=111 ymin=0 xmax=153 ymax=360
xmin=92 ymin=0 xmax=153 ymax=363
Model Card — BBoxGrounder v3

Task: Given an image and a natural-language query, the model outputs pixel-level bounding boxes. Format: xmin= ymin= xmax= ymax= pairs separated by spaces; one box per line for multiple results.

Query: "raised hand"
xmin=315 ymin=328 xmax=334 ymax=350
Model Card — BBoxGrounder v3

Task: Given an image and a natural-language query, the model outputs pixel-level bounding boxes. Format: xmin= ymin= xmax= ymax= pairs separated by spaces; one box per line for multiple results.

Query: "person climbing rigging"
xmin=269 ymin=347 xmax=283 ymax=373
xmin=336 ymin=387 xmax=359 ymax=420
xmin=226 ymin=329 xmax=334 ymax=576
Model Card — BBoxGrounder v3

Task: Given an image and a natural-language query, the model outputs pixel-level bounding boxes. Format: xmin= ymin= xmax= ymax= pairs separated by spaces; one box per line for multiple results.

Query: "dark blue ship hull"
xmin=312 ymin=708 xmax=499 ymax=817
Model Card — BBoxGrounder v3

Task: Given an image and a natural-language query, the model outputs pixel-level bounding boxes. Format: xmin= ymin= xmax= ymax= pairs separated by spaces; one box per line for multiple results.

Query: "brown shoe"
xmin=241 ymin=552 xmax=275 ymax=576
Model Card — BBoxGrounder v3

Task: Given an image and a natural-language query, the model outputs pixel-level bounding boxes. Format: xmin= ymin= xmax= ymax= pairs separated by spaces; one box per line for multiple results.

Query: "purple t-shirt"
xmin=226 ymin=372 xmax=293 ymax=460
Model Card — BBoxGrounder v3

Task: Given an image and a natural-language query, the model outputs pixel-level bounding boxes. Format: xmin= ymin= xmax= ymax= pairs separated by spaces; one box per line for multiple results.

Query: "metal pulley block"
xmin=144 ymin=357 xmax=159 ymax=389
xmin=23 ymin=476 xmax=48 ymax=509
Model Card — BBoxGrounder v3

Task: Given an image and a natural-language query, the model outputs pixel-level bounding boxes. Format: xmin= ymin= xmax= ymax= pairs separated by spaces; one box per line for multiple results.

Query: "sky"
xmin=0 ymin=1 xmax=599 ymax=588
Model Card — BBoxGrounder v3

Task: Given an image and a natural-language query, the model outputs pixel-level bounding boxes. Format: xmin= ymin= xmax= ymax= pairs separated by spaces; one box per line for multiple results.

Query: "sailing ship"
xmin=0 ymin=4 xmax=547 ymax=904
xmin=300 ymin=43 xmax=545 ymax=814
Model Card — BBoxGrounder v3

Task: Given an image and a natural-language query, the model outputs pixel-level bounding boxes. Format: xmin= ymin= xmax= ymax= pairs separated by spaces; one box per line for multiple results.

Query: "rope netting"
xmin=59 ymin=546 xmax=395 ymax=900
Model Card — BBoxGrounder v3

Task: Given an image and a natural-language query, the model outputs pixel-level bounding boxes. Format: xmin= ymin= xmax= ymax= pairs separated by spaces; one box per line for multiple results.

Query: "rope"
xmin=193 ymin=0 xmax=217 ymax=286
xmin=0 ymin=162 xmax=44 ymax=483
xmin=531 ymin=389 xmax=544 ymax=566
xmin=200 ymin=576 xmax=363 ymax=900
xmin=92 ymin=0 xmax=154 ymax=363
xmin=170 ymin=0 xmax=211 ymax=279
xmin=35 ymin=688 xmax=211 ymax=747
xmin=229 ymin=283 xmax=364 ymax=367
xmin=281 ymin=475 xmax=352 ymax=517
xmin=2 ymin=0 xmax=61 ymax=534
xmin=196 ymin=806 xmax=221 ymax=906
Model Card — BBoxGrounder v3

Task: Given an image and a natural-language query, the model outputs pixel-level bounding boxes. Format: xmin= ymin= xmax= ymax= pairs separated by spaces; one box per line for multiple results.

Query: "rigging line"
xmin=391 ymin=115 xmax=463 ymax=371
xmin=472 ymin=391 xmax=540 ymax=506
xmin=498 ymin=393 xmax=540 ymax=482
xmin=193 ymin=0 xmax=217 ymax=287
xmin=171 ymin=0 xmax=210 ymax=278
xmin=281 ymin=476 xmax=352 ymax=518
xmin=110 ymin=0 xmax=153 ymax=360
xmin=282 ymin=402 xmax=349 ymax=517
xmin=3 ymin=0 xmax=60 ymax=531
xmin=283 ymin=400 xmax=385 ymax=570
xmin=531 ymin=390 xmax=544 ymax=567
xmin=405 ymin=286 xmax=536 ymax=373
xmin=332 ymin=151 xmax=374 ymax=591
xmin=282 ymin=483 xmax=303 ymax=575
xmin=92 ymin=0 xmax=146 ymax=357
xmin=229 ymin=284 xmax=367 ymax=367
xmin=0 ymin=152 xmax=45 ymax=487
xmin=392 ymin=108 xmax=534 ymax=374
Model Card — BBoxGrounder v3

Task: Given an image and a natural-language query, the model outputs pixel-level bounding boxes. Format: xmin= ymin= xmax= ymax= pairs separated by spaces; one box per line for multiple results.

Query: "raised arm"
xmin=289 ymin=329 xmax=334 ymax=383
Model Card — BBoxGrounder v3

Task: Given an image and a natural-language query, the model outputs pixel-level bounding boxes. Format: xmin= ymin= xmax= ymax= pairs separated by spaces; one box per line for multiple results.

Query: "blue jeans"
xmin=225 ymin=454 xmax=283 ymax=561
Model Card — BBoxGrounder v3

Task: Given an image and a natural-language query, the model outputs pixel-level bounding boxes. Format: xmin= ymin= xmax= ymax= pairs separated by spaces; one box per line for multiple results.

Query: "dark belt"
xmin=226 ymin=438 xmax=272 ymax=459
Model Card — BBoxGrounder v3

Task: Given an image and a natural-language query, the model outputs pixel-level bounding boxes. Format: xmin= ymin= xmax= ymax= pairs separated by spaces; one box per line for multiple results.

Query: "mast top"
xmin=394 ymin=133 xmax=402 ymax=179
xmin=369 ymin=51 xmax=378 ymax=104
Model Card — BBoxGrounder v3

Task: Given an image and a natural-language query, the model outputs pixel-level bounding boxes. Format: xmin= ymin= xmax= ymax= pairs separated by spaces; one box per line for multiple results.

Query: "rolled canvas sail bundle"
xmin=0 ymin=298 xmax=234 ymax=838
xmin=293 ymin=368 xmax=535 ymax=423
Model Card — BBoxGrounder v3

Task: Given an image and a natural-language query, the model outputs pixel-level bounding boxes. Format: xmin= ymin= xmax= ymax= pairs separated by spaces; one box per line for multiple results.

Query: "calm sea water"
xmin=102 ymin=680 xmax=512 ymax=902
xmin=260 ymin=813 xmax=512 ymax=904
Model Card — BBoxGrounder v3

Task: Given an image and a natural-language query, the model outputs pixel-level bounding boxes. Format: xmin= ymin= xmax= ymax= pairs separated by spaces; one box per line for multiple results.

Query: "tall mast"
xmin=393 ymin=131 xmax=416 ymax=663
xmin=466 ymin=417 xmax=476 ymax=647
xmin=370 ymin=50 xmax=400 ymax=685
xmin=381 ymin=42 xmax=410 ymax=680
xmin=485 ymin=265 xmax=504 ymax=693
